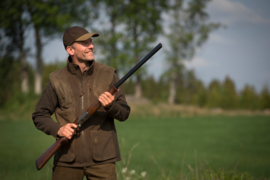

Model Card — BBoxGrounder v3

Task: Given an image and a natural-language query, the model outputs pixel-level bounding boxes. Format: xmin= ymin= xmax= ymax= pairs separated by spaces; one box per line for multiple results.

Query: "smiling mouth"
xmin=85 ymin=50 xmax=93 ymax=53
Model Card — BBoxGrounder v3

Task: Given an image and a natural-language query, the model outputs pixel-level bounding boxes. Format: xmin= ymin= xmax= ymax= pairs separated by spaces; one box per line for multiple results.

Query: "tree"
xmin=142 ymin=76 xmax=160 ymax=102
xmin=259 ymin=85 xmax=270 ymax=110
xmin=193 ymin=80 xmax=207 ymax=107
xmin=25 ymin=0 xmax=93 ymax=94
xmin=0 ymin=0 xmax=31 ymax=93
xmin=183 ymin=69 xmax=206 ymax=106
xmin=206 ymin=79 xmax=222 ymax=108
xmin=221 ymin=76 xmax=237 ymax=109
xmin=240 ymin=84 xmax=258 ymax=110
xmin=93 ymin=0 xmax=131 ymax=76
xmin=164 ymin=0 xmax=220 ymax=104
xmin=0 ymin=54 xmax=20 ymax=106
xmin=119 ymin=0 xmax=168 ymax=99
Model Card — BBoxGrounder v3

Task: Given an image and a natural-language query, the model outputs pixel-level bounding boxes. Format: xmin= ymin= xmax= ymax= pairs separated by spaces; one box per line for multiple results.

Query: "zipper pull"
xmin=80 ymin=89 xmax=84 ymax=97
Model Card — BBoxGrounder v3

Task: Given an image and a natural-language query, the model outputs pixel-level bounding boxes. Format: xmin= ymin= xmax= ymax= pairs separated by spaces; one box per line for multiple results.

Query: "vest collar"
xmin=67 ymin=56 xmax=95 ymax=76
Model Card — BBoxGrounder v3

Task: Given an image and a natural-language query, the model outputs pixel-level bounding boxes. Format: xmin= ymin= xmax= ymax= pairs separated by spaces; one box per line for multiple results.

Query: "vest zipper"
xmin=81 ymin=74 xmax=87 ymax=170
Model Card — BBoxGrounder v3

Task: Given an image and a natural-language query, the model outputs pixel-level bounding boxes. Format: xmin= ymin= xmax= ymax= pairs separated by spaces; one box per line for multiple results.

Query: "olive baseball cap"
xmin=63 ymin=26 xmax=99 ymax=49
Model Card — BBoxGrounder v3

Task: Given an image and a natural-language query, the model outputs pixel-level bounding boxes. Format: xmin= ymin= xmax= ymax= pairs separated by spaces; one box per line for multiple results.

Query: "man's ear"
xmin=66 ymin=46 xmax=75 ymax=56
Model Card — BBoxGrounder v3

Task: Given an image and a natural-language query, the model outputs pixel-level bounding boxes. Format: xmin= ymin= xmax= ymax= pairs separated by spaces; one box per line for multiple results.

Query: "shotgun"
xmin=36 ymin=43 xmax=162 ymax=170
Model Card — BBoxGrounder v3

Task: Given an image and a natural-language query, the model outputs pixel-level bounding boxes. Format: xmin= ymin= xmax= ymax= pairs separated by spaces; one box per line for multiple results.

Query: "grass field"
xmin=0 ymin=115 xmax=269 ymax=179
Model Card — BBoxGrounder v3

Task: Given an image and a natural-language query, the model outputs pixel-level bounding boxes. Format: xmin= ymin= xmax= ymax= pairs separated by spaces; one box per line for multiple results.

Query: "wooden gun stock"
xmin=35 ymin=43 xmax=162 ymax=170
xmin=36 ymin=136 xmax=68 ymax=170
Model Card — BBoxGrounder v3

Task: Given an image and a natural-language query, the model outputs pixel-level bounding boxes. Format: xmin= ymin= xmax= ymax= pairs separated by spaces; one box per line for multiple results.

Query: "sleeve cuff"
xmin=104 ymin=101 xmax=117 ymax=115
xmin=50 ymin=123 xmax=62 ymax=138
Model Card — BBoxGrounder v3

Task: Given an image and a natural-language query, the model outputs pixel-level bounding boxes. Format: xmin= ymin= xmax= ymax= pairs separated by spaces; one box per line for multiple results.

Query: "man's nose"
xmin=88 ymin=42 xmax=94 ymax=48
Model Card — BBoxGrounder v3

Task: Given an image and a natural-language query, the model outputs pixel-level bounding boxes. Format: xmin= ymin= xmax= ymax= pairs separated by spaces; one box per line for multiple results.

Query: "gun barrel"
xmin=114 ymin=43 xmax=162 ymax=88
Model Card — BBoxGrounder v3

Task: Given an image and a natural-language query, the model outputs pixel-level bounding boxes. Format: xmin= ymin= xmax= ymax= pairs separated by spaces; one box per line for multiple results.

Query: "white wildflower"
xmin=130 ymin=169 xmax=136 ymax=175
xmin=122 ymin=167 xmax=127 ymax=174
xmin=141 ymin=171 xmax=147 ymax=177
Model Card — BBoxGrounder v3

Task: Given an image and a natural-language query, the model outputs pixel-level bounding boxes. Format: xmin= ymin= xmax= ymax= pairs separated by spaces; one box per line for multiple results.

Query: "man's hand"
xmin=57 ymin=123 xmax=77 ymax=139
xmin=98 ymin=91 xmax=118 ymax=108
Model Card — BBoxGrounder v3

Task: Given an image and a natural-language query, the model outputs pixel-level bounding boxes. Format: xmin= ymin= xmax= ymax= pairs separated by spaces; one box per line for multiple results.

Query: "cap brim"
xmin=75 ymin=33 xmax=99 ymax=41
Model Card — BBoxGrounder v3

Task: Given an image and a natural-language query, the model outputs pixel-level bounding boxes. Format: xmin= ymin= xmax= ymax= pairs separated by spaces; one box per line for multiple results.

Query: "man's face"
xmin=70 ymin=38 xmax=95 ymax=61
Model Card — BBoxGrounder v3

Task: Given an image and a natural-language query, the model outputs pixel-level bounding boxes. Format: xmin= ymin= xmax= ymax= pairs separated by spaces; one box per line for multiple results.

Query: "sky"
xmin=42 ymin=0 xmax=270 ymax=92
xmin=183 ymin=0 xmax=270 ymax=92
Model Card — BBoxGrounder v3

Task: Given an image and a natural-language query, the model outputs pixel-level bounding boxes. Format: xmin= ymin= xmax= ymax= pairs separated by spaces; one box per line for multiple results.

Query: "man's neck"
xmin=80 ymin=63 xmax=90 ymax=72
xmin=71 ymin=57 xmax=92 ymax=73
xmin=78 ymin=61 xmax=91 ymax=72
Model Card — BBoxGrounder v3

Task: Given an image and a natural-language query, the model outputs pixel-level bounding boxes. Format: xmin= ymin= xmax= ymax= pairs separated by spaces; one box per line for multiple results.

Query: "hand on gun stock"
xmin=57 ymin=123 xmax=78 ymax=139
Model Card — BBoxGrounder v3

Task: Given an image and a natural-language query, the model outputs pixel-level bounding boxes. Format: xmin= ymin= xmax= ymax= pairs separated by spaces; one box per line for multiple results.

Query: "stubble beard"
xmin=77 ymin=52 xmax=95 ymax=62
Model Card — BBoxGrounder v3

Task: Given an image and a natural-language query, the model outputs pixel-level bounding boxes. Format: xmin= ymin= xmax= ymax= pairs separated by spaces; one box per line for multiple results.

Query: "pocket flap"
xmin=91 ymin=131 xmax=117 ymax=161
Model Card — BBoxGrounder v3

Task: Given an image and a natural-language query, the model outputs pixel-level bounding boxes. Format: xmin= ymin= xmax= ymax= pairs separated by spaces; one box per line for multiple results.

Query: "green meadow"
xmin=0 ymin=115 xmax=269 ymax=179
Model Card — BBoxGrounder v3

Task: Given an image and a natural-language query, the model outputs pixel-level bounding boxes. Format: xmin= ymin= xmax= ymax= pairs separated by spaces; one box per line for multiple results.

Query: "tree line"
xmin=1 ymin=59 xmax=269 ymax=110
xmin=1 ymin=0 xmax=269 ymax=110
xmin=123 ymin=69 xmax=270 ymax=110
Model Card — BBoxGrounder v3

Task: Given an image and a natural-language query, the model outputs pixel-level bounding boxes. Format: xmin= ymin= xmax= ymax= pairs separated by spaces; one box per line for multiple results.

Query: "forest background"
xmin=0 ymin=0 xmax=270 ymax=110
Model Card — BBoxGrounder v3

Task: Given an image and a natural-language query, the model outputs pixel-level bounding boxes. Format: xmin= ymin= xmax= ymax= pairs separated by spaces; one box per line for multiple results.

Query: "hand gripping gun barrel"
xmin=35 ymin=43 xmax=162 ymax=170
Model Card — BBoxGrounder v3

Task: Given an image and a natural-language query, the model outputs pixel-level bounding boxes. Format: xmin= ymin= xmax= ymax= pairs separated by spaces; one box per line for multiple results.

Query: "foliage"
xmin=0 ymin=0 xmax=97 ymax=94
xmin=1 ymin=0 xmax=269 ymax=111
xmin=122 ymin=79 xmax=136 ymax=95
xmin=0 ymin=62 xmax=61 ymax=111
xmin=0 ymin=55 xmax=20 ymax=107
xmin=123 ymin=72 xmax=270 ymax=110
xmin=0 ymin=0 xmax=30 ymax=50
xmin=26 ymin=0 xmax=92 ymax=36
xmin=221 ymin=76 xmax=238 ymax=109
xmin=26 ymin=0 xmax=94 ymax=94
xmin=259 ymin=85 xmax=270 ymax=110
xmin=93 ymin=0 xmax=132 ymax=76
xmin=164 ymin=0 xmax=221 ymax=104
xmin=142 ymin=76 xmax=169 ymax=103
xmin=1 ymin=58 xmax=269 ymax=111
xmin=0 ymin=0 xmax=32 ymax=93
xmin=206 ymin=79 xmax=222 ymax=108
xmin=119 ymin=0 xmax=169 ymax=98
xmin=92 ymin=0 xmax=169 ymax=82
xmin=240 ymin=85 xmax=259 ymax=110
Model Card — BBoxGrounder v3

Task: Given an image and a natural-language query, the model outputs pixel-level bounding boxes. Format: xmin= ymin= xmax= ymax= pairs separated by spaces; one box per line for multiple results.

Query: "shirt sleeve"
xmin=104 ymin=73 xmax=131 ymax=121
xmin=32 ymin=81 xmax=61 ymax=138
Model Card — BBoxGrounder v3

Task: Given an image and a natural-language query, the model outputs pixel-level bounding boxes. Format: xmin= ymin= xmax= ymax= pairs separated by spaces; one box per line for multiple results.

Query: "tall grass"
xmin=116 ymin=144 xmax=256 ymax=180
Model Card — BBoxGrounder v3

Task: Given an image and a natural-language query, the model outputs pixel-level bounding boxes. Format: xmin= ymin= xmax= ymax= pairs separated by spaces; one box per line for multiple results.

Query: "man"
xmin=32 ymin=26 xmax=130 ymax=180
